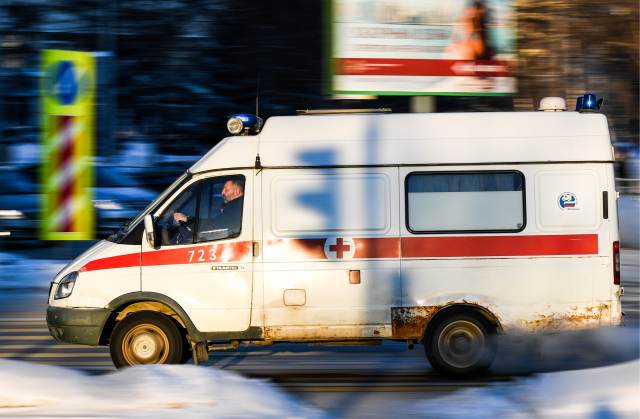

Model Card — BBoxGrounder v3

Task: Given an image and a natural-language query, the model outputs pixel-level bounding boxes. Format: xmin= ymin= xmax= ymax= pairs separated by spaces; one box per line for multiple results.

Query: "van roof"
xmin=190 ymin=112 xmax=613 ymax=173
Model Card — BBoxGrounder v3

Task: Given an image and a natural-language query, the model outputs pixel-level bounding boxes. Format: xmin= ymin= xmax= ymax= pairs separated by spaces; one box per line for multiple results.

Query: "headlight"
xmin=55 ymin=271 xmax=78 ymax=300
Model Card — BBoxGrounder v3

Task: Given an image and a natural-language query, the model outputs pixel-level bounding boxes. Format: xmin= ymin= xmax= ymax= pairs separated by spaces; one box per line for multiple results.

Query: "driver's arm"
xmin=173 ymin=212 xmax=193 ymax=225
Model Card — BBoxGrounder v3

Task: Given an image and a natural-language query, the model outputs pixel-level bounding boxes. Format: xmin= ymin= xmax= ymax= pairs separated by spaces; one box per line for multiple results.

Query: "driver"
xmin=173 ymin=179 xmax=244 ymax=241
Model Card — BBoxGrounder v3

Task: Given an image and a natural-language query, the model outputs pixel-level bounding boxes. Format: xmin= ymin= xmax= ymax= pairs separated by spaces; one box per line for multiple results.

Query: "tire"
xmin=109 ymin=311 xmax=185 ymax=368
xmin=425 ymin=312 xmax=497 ymax=376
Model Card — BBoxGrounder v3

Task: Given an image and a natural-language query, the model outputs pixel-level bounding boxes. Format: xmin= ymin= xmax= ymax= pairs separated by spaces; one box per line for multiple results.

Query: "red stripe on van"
xmin=80 ymin=241 xmax=252 ymax=272
xmin=401 ymin=234 xmax=598 ymax=258
xmin=264 ymin=238 xmax=327 ymax=260
xmin=141 ymin=241 xmax=252 ymax=267
xmin=263 ymin=237 xmax=402 ymax=260
xmin=79 ymin=235 xmax=598 ymax=272
xmin=354 ymin=237 xmax=400 ymax=258
xmin=80 ymin=252 xmax=141 ymax=272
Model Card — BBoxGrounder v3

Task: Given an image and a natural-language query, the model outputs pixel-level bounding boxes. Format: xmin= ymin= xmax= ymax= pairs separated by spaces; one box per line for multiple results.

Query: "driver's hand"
xmin=173 ymin=212 xmax=188 ymax=223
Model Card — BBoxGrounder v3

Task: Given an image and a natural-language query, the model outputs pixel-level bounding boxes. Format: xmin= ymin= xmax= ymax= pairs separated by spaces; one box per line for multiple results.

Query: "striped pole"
xmin=40 ymin=50 xmax=95 ymax=240
xmin=55 ymin=115 xmax=75 ymax=233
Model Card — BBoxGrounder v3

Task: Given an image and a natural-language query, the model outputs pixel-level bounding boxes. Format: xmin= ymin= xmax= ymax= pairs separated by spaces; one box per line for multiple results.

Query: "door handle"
xmin=349 ymin=270 xmax=361 ymax=284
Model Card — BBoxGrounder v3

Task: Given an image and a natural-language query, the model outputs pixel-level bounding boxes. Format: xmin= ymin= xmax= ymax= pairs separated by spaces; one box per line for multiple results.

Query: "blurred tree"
xmin=516 ymin=0 xmax=639 ymax=140
xmin=0 ymin=0 xmax=638 ymax=159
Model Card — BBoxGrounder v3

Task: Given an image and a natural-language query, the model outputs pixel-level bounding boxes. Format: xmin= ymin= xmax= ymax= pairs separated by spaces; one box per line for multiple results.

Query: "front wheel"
xmin=110 ymin=311 xmax=185 ymax=368
xmin=425 ymin=313 xmax=497 ymax=376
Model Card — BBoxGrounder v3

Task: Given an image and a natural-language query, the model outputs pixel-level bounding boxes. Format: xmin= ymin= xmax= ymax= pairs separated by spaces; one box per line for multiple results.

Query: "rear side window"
xmin=406 ymin=171 xmax=525 ymax=233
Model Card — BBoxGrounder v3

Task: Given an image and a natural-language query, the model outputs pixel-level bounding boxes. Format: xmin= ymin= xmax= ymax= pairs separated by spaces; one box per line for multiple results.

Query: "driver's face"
xmin=221 ymin=180 xmax=241 ymax=203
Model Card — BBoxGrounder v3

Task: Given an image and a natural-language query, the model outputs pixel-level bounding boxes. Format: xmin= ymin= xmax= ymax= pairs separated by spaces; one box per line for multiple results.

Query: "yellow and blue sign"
xmin=40 ymin=50 xmax=95 ymax=240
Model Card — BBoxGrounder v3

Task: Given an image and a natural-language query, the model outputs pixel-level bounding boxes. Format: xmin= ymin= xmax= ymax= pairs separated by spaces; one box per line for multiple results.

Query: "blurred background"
xmin=0 ymin=0 xmax=638 ymax=247
xmin=0 ymin=4 xmax=638 ymax=415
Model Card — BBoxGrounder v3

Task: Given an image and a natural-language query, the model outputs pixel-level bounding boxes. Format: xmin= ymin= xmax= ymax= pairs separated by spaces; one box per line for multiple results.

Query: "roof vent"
xmin=538 ymin=97 xmax=567 ymax=112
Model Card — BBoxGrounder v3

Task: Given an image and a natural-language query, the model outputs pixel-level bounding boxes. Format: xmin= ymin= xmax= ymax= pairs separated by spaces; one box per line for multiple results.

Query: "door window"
xmin=196 ymin=176 xmax=245 ymax=242
xmin=157 ymin=175 xmax=245 ymax=246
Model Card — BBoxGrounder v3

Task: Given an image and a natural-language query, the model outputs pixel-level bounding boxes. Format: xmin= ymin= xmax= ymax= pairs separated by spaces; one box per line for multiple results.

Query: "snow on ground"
xmin=408 ymin=359 xmax=640 ymax=419
xmin=0 ymin=330 xmax=638 ymax=418
xmin=1 ymin=356 xmax=638 ymax=419
xmin=0 ymin=252 xmax=63 ymax=290
xmin=0 ymin=360 xmax=324 ymax=418
xmin=406 ymin=327 xmax=640 ymax=419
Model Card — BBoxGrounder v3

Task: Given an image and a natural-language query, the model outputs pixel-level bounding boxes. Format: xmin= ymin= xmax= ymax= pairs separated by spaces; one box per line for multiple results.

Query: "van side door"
xmin=261 ymin=168 xmax=401 ymax=340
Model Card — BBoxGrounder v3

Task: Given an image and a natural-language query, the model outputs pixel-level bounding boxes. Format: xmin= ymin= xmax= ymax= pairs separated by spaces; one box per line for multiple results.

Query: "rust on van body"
xmin=391 ymin=306 xmax=441 ymax=339
xmin=522 ymin=304 xmax=611 ymax=331
xmin=263 ymin=325 xmax=390 ymax=341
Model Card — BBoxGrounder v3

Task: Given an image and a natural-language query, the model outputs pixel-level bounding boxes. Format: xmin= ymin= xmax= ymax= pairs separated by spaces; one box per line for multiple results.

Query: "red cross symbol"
xmin=328 ymin=238 xmax=351 ymax=259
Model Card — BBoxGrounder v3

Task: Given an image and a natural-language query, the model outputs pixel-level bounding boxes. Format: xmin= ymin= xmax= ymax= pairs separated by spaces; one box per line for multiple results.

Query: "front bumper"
xmin=46 ymin=306 xmax=111 ymax=346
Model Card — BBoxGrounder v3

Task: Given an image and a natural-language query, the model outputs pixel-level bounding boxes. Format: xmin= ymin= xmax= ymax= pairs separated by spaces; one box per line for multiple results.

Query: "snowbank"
xmin=0 ymin=360 xmax=323 ymax=418
xmin=410 ymin=358 xmax=640 ymax=418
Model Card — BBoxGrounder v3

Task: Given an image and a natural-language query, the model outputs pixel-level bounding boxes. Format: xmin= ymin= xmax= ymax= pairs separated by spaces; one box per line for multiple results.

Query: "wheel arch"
xmin=422 ymin=303 xmax=502 ymax=343
xmin=99 ymin=292 xmax=206 ymax=345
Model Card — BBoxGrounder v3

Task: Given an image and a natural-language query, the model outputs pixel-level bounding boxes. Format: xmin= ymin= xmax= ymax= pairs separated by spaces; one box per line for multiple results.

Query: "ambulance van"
xmin=47 ymin=95 xmax=623 ymax=375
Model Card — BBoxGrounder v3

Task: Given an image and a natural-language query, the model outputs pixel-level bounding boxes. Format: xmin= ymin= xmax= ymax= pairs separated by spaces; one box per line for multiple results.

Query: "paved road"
xmin=0 ymin=249 xmax=637 ymax=417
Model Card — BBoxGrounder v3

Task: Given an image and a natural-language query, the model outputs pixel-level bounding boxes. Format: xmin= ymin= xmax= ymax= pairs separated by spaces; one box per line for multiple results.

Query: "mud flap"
xmin=191 ymin=342 xmax=209 ymax=365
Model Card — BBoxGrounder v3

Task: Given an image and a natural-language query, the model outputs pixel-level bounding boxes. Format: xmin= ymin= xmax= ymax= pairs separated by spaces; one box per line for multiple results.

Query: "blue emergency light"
xmin=227 ymin=114 xmax=263 ymax=135
xmin=575 ymin=93 xmax=604 ymax=113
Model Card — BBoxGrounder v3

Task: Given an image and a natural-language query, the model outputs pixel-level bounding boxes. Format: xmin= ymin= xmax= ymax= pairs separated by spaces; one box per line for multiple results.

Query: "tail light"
xmin=613 ymin=241 xmax=620 ymax=285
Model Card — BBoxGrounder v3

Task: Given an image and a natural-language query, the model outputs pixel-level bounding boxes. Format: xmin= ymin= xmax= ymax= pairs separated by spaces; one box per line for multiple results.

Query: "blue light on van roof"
xmin=575 ymin=93 xmax=604 ymax=113
xmin=227 ymin=114 xmax=263 ymax=135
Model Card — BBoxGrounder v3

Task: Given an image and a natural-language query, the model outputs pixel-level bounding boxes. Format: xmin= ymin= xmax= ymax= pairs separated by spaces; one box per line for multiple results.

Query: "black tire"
xmin=425 ymin=312 xmax=497 ymax=376
xmin=110 ymin=311 xmax=184 ymax=368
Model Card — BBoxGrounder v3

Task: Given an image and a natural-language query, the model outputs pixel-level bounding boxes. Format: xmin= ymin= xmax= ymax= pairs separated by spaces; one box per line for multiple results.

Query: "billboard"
xmin=329 ymin=0 xmax=516 ymax=96
xmin=40 ymin=50 xmax=95 ymax=240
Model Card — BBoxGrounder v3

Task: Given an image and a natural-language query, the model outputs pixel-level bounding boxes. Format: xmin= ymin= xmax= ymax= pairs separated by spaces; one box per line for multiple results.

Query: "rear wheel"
xmin=425 ymin=312 xmax=496 ymax=376
xmin=110 ymin=311 xmax=184 ymax=368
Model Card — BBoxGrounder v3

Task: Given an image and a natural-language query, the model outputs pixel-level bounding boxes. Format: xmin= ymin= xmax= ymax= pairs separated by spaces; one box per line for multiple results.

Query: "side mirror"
xmin=144 ymin=214 xmax=156 ymax=248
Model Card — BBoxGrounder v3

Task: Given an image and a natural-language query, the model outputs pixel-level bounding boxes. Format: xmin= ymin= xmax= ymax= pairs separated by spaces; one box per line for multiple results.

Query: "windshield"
xmin=107 ymin=171 xmax=190 ymax=242
xmin=127 ymin=171 xmax=190 ymax=231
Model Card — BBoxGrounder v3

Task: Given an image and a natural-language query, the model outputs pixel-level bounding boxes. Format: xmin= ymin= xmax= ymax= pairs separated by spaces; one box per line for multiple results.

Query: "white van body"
xmin=47 ymin=110 xmax=623 ymax=373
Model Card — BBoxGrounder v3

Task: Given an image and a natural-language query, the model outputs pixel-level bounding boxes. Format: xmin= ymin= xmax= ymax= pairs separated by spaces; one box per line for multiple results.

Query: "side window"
xmin=158 ymin=183 xmax=199 ymax=246
xmin=196 ymin=175 xmax=245 ymax=242
xmin=156 ymin=175 xmax=245 ymax=246
xmin=406 ymin=171 xmax=525 ymax=233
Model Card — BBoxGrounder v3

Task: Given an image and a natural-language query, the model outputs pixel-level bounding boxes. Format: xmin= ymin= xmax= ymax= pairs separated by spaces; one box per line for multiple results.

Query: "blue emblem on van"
xmin=558 ymin=192 xmax=577 ymax=209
